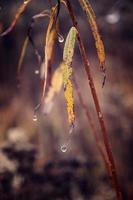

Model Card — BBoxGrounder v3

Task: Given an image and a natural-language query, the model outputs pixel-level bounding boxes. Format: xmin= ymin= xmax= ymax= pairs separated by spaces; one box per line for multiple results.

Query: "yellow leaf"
xmin=78 ymin=0 xmax=106 ymax=71
xmin=41 ymin=5 xmax=59 ymax=98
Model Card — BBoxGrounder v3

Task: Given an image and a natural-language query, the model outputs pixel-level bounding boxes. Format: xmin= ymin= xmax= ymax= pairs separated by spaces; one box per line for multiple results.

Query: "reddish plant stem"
xmin=65 ymin=0 xmax=122 ymax=199
xmin=73 ymin=75 xmax=111 ymax=177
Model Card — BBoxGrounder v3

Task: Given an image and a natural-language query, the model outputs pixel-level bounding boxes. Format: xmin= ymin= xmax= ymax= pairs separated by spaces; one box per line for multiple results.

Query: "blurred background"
xmin=0 ymin=0 xmax=133 ymax=199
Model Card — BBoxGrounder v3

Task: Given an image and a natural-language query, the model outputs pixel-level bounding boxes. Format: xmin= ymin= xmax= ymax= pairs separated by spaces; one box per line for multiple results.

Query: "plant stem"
xmin=65 ymin=0 xmax=122 ymax=199
xmin=73 ymin=75 xmax=111 ymax=177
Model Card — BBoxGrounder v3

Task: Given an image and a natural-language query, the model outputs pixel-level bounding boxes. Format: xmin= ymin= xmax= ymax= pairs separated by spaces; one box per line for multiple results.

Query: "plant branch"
xmin=73 ymin=74 xmax=111 ymax=176
xmin=64 ymin=0 xmax=122 ymax=199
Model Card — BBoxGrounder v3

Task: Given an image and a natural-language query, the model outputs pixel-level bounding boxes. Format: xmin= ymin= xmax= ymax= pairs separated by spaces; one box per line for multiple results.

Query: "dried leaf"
xmin=61 ymin=27 xmax=77 ymax=125
xmin=78 ymin=0 xmax=106 ymax=71
xmin=28 ymin=10 xmax=50 ymax=67
xmin=41 ymin=5 xmax=59 ymax=99
xmin=0 ymin=0 xmax=32 ymax=37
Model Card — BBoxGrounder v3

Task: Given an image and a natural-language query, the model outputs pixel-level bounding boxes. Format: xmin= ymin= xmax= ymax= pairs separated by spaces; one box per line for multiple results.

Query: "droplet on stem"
xmin=98 ymin=112 xmax=102 ymax=118
xmin=58 ymin=33 xmax=64 ymax=43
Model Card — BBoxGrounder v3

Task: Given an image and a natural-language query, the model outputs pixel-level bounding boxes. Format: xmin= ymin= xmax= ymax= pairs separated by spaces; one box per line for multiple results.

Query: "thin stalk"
xmin=73 ymin=75 xmax=111 ymax=176
xmin=65 ymin=0 xmax=122 ymax=199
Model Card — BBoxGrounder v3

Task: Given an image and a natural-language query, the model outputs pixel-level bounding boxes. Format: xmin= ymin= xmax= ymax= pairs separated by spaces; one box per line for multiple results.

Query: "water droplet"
xmin=33 ymin=114 xmax=38 ymax=122
xmin=34 ymin=70 xmax=39 ymax=75
xmin=60 ymin=144 xmax=67 ymax=153
xmin=58 ymin=33 xmax=64 ymax=43
xmin=98 ymin=112 xmax=102 ymax=118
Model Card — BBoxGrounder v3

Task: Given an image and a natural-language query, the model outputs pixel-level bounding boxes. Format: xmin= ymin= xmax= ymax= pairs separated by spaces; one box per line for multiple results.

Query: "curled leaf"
xmin=17 ymin=10 xmax=50 ymax=74
xmin=78 ymin=0 xmax=106 ymax=71
xmin=0 ymin=0 xmax=32 ymax=37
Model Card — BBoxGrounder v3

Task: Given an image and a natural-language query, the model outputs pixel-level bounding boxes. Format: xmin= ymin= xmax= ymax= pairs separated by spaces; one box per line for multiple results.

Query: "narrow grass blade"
xmin=41 ymin=5 xmax=59 ymax=100
xmin=78 ymin=0 xmax=106 ymax=72
xmin=0 ymin=0 xmax=32 ymax=37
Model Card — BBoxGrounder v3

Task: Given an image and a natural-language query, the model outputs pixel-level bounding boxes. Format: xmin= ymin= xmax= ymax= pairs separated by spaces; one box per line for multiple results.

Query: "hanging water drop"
xmin=33 ymin=114 xmax=38 ymax=122
xmin=60 ymin=144 xmax=67 ymax=153
xmin=58 ymin=33 xmax=64 ymax=43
